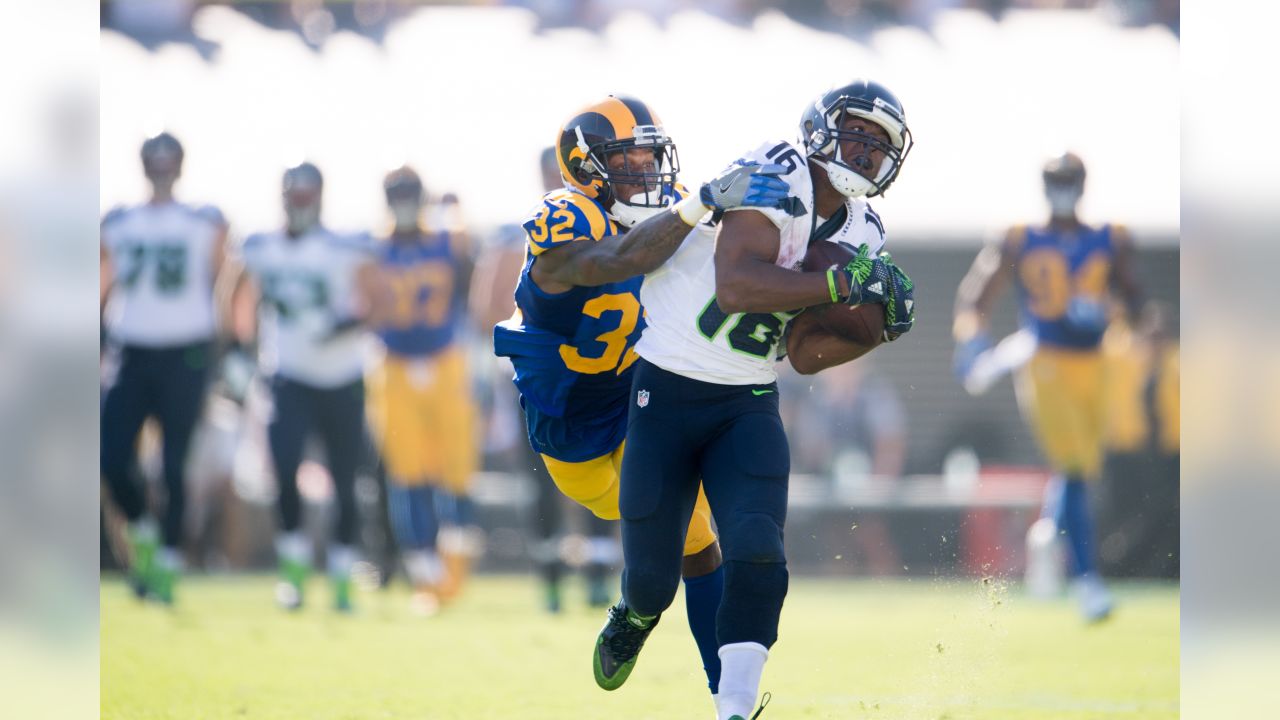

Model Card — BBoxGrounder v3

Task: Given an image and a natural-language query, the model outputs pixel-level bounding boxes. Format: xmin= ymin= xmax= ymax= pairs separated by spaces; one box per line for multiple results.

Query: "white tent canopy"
xmin=101 ymin=6 xmax=1179 ymax=244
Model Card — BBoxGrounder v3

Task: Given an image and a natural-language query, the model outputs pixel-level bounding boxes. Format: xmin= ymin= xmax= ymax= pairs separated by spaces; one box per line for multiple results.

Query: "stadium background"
xmin=99 ymin=0 xmax=1179 ymax=583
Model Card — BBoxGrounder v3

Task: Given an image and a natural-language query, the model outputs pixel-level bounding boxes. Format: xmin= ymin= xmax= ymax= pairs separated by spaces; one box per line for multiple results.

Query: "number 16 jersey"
xmin=636 ymin=139 xmax=887 ymax=385
xmin=493 ymin=187 xmax=642 ymax=463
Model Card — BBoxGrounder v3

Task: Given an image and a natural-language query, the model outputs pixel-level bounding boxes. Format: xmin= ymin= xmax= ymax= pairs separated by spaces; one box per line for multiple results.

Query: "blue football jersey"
xmin=493 ymin=188 xmax=644 ymax=463
xmin=375 ymin=231 xmax=465 ymax=358
xmin=1013 ymin=223 xmax=1115 ymax=350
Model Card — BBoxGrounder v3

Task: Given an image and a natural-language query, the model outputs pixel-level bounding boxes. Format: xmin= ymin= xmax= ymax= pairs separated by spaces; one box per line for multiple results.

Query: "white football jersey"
xmin=239 ymin=227 xmax=374 ymax=388
xmin=636 ymin=140 xmax=887 ymax=385
xmin=101 ymin=201 xmax=224 ymax=347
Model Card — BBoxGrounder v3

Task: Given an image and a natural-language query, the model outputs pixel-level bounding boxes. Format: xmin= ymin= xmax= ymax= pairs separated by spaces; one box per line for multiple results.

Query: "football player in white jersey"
xmin=593 ymin=80 xmax=916 ymax=720
xmin=226 ymin=162 xmax=383 ymax=612
xmin=101 ymin=132 xmax=228 ymax=604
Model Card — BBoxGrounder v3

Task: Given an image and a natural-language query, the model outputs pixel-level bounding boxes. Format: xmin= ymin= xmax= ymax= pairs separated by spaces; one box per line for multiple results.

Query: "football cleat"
xmin=1075 ymin=572 xmax=1115 ymax=624
xmin=276 ymin=558 xmax=308 ymax=611
xmin=593 ymin=601 xmax=659 ymax=691
xmin=126 ymin=524 xmax=159 ymax=600
xmin=333 ymin=577 xmax=353 ymax=614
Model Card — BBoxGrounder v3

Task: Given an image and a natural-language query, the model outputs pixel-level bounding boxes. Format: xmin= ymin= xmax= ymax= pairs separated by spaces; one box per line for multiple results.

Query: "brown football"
xmin=800 ymin=240 xmax=885 ymax=349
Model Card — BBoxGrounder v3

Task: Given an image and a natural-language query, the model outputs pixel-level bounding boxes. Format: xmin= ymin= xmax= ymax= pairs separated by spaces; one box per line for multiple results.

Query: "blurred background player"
xmin=366 ymin=166 xmax=480 ymax=613
xmin=495 ymin=96 xmax=793 ymax=702
xmin=952 ymin=151 xmax=1150 ymax=622
xmin=226 ymin=162 xmax=379 ymax=612
xmin=100 ymin=132 xmax=228 ymax=604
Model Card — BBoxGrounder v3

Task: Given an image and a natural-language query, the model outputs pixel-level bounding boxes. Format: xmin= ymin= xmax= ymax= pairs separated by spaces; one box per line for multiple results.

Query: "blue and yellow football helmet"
xmin=555 ymin=95 xmax=680 ymax=226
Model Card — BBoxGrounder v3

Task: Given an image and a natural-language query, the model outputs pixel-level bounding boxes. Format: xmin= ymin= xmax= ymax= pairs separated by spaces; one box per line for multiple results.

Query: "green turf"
xmin=101 ymin=574 xmax=1178 ymax=719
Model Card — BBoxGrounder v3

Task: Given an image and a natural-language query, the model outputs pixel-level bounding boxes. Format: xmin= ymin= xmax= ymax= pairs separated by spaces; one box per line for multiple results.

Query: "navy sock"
xmin=1054 ymin=478 xmax=1098 ymax=577
xmin=388 ymin=483 xmax=439 ymax=550
xmin=683 ymin=565 xmax=725 ymax=694
xmin=435 ymin=490 xmax=477 ymax=527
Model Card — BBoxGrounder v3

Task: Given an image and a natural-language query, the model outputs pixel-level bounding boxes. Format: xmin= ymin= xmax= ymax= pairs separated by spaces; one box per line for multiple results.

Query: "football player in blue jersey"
xmin=101 ymin=132 xmax=228 ymax=604
xmin=493 ymin=95 xmax=794 ymax=705
xmin=227 ymin=162 xmax=381 ymax=612
xmin=953 ymin=151 xmax=1150 ymax=621
xmin=366 ymin=166 xmax=480 ymax=613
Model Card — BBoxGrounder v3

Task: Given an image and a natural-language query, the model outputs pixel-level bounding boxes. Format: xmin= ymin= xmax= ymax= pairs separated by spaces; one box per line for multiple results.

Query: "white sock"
xmin=327 ymin=544 xmax=358 ymax=579
xmin=711 ymin=693 xmax=720 ymax=717
xmin=130 ymin=518 xmax=159 ymax=544
xmin=717 ymin=642 xmax=768 ymax=720
xmin=157 ymin=547 xmax=185 ymax=572
xmin=403 ymin=549 xmax=445 ymax=587
xmin=275 ymin=531 xmax=310 ymax=567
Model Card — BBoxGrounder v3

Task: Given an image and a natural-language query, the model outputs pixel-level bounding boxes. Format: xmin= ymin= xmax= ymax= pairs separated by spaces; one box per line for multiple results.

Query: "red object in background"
xmin=960 ymin=466 xmax=1051 ymax=576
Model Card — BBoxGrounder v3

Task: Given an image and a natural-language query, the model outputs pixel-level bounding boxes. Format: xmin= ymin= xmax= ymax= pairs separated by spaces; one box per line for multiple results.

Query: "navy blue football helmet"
xmin=799 ymin=80 xmax=913 ymax=198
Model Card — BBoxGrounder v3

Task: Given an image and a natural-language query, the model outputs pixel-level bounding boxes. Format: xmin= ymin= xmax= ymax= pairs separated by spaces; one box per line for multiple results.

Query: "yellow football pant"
xmin=366 ymin=347 xmax=477 ymax=492
xmin=1015 ymin=347 xmax=1107 ymax=480
xmin=541 ymin=440 xmax=718 ymax=557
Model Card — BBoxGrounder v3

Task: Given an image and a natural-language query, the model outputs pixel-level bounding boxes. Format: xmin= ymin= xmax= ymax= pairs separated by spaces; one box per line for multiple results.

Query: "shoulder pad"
xmin=522 ymin=189 xmax=614 ymax=256
xmin=238 ymin=231 xmax=269 ymax=260
xmin=194 ymin=204 xmax=227 ymax=227
xmin=100 ymin=204 xmax=129 ymax=230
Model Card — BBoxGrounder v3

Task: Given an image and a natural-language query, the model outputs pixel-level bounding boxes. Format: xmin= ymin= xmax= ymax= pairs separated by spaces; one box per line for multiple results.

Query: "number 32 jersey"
xmin=637 ymin=140 xmax=887 ymax=386
xmin=493 ymin=187 xmax=642 ymax=463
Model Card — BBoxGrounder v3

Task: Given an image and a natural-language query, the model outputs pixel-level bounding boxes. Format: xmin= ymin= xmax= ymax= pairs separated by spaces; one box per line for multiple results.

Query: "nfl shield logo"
xmin=637 ymin=389 xmax=650 ymax=408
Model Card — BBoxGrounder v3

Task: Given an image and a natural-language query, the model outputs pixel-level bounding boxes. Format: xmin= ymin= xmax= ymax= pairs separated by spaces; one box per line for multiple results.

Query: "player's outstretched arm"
xmin=952 ymin=228 xmax=1017 ymax=380
xmin=532 ymin=163 xmax=794 ymax=292
xmin=953 ymin=228 xmax=1017 ymax=341
xmin=1109 ymin=225 xmax=1149 ymax=322
xmin=532 ymin=208 xmax=699 ymax=290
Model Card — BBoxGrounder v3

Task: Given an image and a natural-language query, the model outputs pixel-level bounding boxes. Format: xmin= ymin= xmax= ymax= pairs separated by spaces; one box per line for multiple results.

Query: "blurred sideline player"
xmin=596 ymin=80 xmax=915 ymax=720
xmin=953 ymin=151 xmax=1150 ymax=622
xmin=366 ymin=166 xmax=480 ymax=613
xmin=494 ymin=96 xmax=793 ymax=703
xmin=226 ymin=162 xmax=379 ymax=612
xmin=101 ymin=132 xmax=228 ymax=604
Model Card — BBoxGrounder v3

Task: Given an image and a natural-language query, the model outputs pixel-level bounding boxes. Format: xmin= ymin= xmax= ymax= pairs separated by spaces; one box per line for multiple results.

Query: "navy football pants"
xmin=101 ymin=342 xmax=211 ymax=548
xmin=268 ymin=376 xmax=365 ymax=545
xmin=620 ymin=359 xmax=790 ymax=649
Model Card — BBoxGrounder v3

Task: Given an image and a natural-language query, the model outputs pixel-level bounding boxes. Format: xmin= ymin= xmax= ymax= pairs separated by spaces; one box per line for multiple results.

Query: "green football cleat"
xmin=592 ymin=602 xmax=659 ymax=691
xmin=332 ymin=577 xmax=353 ymax=613
xmin=127 ymin=524 xmax=159 ymax=600
xmin=276 ymin=558 xmax=309 ymax=611
xmin=150 ymin=563 xmax=176 ymax=605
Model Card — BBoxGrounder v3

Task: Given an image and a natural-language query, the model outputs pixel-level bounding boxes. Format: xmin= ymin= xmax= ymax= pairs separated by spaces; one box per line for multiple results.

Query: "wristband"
xmin=825 ymin=268 xmax=840 ymax=303
xmin=671 ymin=194 xmax=710 ymax=227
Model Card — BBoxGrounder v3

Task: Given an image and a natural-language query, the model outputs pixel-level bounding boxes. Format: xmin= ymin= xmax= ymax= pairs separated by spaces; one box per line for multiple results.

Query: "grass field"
xmin=101 ymin=574 xmax=1178 ymax=719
